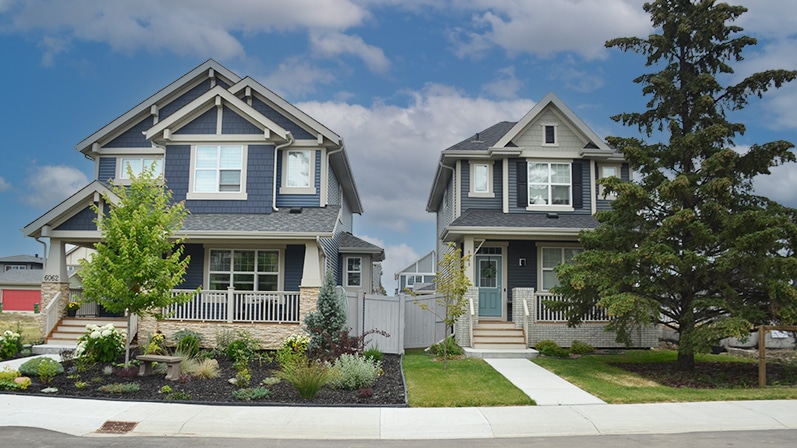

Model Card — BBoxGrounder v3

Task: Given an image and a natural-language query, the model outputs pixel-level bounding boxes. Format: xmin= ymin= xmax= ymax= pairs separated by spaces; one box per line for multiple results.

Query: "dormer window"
xmin=469 ymin=161 xmax=494 ymax=198
xmin=528 ymin=161 xmax=571 ymax=207
xmin=542 ymin=124 xmax=558 ymax=146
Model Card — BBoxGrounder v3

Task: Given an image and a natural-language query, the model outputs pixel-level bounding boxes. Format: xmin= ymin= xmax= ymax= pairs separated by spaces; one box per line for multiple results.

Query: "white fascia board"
xmin=22 ymin=182 xmax=119 ymax=237
xmin=77 ymin=60 xmax=241 ymax=153
xmin=442 ymin=226 xmax=584 ymax=241
xmin=179 ymin=231 xmax=334 ymax=240
xmin=145 ymin=86 xmax=288 ymax=141
xmin=229 ymin=77 xmax=341 ymax=145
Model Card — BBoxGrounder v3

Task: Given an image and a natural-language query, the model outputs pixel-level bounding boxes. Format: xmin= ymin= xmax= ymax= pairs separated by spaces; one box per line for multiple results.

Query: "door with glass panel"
xmin=476 ymin=248 xmax=502 ymax=318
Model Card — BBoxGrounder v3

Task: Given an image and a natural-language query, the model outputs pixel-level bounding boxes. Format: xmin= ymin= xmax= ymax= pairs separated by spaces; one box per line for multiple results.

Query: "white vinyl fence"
xmin=344 ymin=291 xmax=445 ymax=354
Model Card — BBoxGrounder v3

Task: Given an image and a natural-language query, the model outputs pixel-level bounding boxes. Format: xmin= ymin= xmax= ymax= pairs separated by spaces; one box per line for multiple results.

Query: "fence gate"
xmin=402 ymin=293 xmax=446 ymax=349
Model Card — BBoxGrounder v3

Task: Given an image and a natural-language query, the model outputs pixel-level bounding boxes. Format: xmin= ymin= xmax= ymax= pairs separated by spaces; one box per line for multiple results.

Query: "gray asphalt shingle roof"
xmin=0 ymin=255 xmax=44 ymax=264
xmin=443 ymin=121 xmax=517 ymax=152
xmin=0 ymin=269 xmax=43 ymax=285
xmin=181 ymin=206 xmax=340 ymax=234
xmin=449 ymin=209 xmax=600 ymax=229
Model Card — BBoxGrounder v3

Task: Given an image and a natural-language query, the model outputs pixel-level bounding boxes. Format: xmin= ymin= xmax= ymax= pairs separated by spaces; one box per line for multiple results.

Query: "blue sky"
xmin=1 ymin=0 xmax=795 ymax=293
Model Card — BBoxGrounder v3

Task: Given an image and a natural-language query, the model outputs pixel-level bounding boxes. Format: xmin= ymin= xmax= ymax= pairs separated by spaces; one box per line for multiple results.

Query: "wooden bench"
xmin=136 ymin=355 xmax=183 ymax=381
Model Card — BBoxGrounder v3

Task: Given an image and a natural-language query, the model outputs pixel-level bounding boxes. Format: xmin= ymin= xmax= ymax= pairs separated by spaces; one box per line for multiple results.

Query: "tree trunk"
xmin=677 ymin=317 xmax=696 ymax=371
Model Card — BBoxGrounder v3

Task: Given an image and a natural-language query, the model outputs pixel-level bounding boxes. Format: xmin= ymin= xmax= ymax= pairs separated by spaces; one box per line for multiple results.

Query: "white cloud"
xmin=23 ymin=165 xmax=88 ymax=208
xmin=754 ymin=163 xmax=797 ymax=209
xmin=5 ymin=0 xmax=369 ymax=62
xmin=309 ymin=31 xmax=390 ymax=74
xmin=450 ymin=0 xmax=651 ymax=60
xmin=482 ymin=66 xmax=523 ymax=99
xmin=299 ymin=84 xmax=534 ymax=238
xmin=0 ymin=176 xmax=10 ymax=191
xmin=359 ymin=238 xmax=420 ymax=295
xmin=261 ymin=57 xmax=337 ymax=97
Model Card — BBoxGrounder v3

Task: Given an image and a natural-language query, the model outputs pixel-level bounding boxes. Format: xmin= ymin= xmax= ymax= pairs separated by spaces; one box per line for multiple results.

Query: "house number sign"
xmin=44 ymin=275 xmax=60 ymax=282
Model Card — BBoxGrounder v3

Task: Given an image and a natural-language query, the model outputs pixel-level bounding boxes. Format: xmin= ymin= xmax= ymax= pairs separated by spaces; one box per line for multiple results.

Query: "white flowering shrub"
xmin=0 ymin=330 xmax=22 ymax=360
xmin=75 ymin=324 xmax=126 ymax=363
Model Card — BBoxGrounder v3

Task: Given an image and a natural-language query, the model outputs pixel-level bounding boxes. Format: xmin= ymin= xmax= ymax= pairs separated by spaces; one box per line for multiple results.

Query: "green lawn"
xmin=533 ymin=350 xmax=797 ymax=403
xmin=402 ymin=349 xmax=535 ymax=407
xmin=0 ymin=312 xmax=41 ymax=345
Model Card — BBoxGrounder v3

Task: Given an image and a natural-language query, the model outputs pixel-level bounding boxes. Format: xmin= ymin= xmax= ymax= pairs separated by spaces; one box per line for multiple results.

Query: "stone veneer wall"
xmin=137 ymin=287 xmax=320 ymax=350
xmin=37 ymin=282 xmax=70 ymax=339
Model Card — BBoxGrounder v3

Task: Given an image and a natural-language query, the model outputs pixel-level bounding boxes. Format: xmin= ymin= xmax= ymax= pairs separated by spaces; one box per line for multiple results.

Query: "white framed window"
xmin=119 ymin=157 xmax=162 ymax=180
xmin=281 ymin=149 xmax=317 ymax=194
xmin=598 ymin=164 xmax=621 ymax=200
xmin=469 ymin=162 xmax=494 ymax=197
xmin=4 ymin=265 xmax=26 ymax=271
xmin=528 ymin=161 xmax=572 ymax=208
xmin=542 ymin=124 xmax=558 ymax=146
xmin=188 ymin=145 xmax=247 ymax=200
xmin=539 ymin=246 xmax=583 ymax=291
xmin=346 ymin=257 xmax=362 ymax=287
xmin=208 ymin=249 xmax=280 ymax=291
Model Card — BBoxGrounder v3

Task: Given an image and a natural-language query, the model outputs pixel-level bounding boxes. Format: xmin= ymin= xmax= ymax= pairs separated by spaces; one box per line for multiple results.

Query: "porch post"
xmin=463 ymin=236 xmax=475 ymax=285
xmin=301 ymin=242 xmax=323 ymax=288
xmin=38 ymin=237 xmax=70 ymax=338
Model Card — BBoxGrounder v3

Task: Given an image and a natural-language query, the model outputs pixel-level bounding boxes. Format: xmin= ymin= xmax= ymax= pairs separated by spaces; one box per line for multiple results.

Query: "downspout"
xmin=326 ymin=140 xmax=344 ymax=208
xmin=273 ymin=131 xmax=294 ymax=212
xmin=34 ymin=237 xmax=48 ymax=271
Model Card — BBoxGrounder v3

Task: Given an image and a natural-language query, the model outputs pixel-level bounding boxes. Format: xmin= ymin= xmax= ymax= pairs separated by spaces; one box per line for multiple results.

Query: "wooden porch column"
xmin=301 ymin=242 xmax=323 ymax=288
xmin=463 ymin=236 xmax=476 ymax=285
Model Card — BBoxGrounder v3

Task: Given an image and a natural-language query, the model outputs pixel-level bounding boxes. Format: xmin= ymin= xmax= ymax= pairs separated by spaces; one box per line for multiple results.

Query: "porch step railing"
xmin=164 ymin=288 xmax=301 ymax=324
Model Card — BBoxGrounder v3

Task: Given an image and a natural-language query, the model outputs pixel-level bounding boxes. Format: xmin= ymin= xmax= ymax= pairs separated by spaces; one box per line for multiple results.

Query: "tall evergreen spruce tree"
xmin=79 ymin=167 xmax=196 ymax=368
xmin=304 ymin=271 xmax=347 ymax=355
xmin=552 ymin=0 xmax=797 ymax=370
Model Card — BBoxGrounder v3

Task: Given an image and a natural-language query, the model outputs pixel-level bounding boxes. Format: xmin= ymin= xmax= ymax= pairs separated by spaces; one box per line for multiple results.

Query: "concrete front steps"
xmin=32 ymin=317 xmax=127 ymax=355
xmin=465 ymin=322 xmax=538 ymax=359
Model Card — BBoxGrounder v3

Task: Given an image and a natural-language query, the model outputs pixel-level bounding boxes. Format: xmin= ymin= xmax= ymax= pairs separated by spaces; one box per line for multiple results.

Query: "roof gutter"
xmin=272 ymin=131 xmax=294 ymax=212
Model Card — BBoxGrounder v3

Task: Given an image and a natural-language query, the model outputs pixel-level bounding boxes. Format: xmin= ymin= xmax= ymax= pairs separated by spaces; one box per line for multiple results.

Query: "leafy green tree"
xmin=552 ymin=0 xmax=797 ymax=371
xmin=79 ymin=167 xmax=195 ymax=367
xmin=304 ymin=271 xmax=347 ymax=355
xmin=415 ymin=242 xmax=472 ymax=370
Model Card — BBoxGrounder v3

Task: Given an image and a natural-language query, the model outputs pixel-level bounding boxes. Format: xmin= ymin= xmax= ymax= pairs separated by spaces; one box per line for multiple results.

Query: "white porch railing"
xmin=468 ymin=296 xmax=475 ymax=348
xmin=522 ymin=296 xmax=530 ymax=345
xmin=45 ymin=292 xmax=62 ymax=338
xmin=164 ymin=288 xmax=301 ymax=324
xmin=534 ymin=292 xmax=609 ymax=322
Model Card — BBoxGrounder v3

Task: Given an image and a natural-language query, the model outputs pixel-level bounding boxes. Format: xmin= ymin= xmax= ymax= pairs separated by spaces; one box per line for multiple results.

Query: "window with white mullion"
xmin=194 ymin=145 xmax=243 ymax=193
xmin=346 ymin=257 xmax=362 ymax=287
xmin=208 ymin=249 xmax=280 ymax=292
xmin=540 ymin=246 xmax=583 ymax=291
xmin=119 ymin=156 xmax=163 ymax=180
xmin=528 ymin=162 xmax=571 ymax=206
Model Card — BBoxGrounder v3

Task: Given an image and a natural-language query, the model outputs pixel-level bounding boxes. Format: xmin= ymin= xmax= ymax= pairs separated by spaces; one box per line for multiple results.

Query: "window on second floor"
xmin=528 ymin=162 xmax=571 ymax=207
xmin=281 ymin=149 xmax=317 ymax=194
xmin=469 ymin=162 xmax=494 ymax=198
xmin=188 ymin=145 xmax=247 ymax=200
xmin=539 ymin=246 xmax=583 ymax=291
xmin=346 ymin=257 xmax=362 ymax=287
xmin=598 ymin=164 xmax=621 ymax=200
xmin=208 ymin=249 xmax=280 ymax=291
xmin=119 ymin=157 xmax=163 ymax=180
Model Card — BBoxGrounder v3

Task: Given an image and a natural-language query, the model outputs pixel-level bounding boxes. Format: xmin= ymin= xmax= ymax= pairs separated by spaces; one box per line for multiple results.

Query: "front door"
xmin=476 ymin=254 xmax=502 ymax=317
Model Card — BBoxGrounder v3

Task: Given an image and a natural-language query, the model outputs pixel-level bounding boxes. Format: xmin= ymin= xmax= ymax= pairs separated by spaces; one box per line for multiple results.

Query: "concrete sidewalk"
xmin=485 ymin=358 xmax=605 ymax=406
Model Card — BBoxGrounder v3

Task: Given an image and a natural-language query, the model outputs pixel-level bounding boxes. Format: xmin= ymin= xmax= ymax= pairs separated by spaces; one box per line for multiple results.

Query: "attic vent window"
xmin=289 ymin=208 xmax=303 ymax=214
xmin=546 ymin=212 xmax=559 ymax=219
xmin=473 ymin=132 xmax=482 ymax=142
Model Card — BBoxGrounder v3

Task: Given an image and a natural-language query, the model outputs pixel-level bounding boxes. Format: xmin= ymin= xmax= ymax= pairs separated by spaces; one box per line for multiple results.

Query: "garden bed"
xmin=1 ymin=353 xmax=407 ymax=406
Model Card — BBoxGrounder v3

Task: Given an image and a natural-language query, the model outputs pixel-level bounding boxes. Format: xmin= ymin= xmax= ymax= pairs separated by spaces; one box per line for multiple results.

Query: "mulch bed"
xmin=3 ymin=353 xmax=407 ymax=406
xmin=611 ymin=360 xmax=797 ymax=388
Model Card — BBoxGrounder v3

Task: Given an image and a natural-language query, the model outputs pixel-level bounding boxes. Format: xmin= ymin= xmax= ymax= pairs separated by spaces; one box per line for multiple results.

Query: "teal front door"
xmin=476 ymin=255 xmax=502 ymax=317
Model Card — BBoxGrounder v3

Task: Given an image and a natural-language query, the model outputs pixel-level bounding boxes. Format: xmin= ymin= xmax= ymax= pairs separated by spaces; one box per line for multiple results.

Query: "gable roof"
xmin=338 ymin=232 xmax=385 ymax=261
xmin=0 ymin=255 xmax=44 ymax=265
xmin=0 ymin=269 xmax=44 ymax=286
xmin=180 ymin=206 xmax=340 ymax=238
xmin=22 ymin=181 xmax=119 ymax=239
xmin=77 ymin=60 xmax=241 ymax=155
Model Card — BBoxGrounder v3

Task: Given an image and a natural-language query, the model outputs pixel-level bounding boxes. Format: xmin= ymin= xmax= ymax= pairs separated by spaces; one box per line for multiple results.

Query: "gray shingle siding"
xmin=275 ymin=150 xmax=321 ymax=208
xmin=221 ymin=106 xmax=261 ymax=134
xmin=320 ymin=236 xmax=339 ymax=282
xmin=55 ymin=206 xmax=96 ymax=231
xmin=159 ymin=79 xmax=213 ymax=120
xmin=284 ymin=244 xmax=304 ymax=291
xmin=104 ymin=117 xmax=152 ymax=148
xmin=460 ymin=160 xmax=502 ymax=210
xmin=327 ymin=165 xmax=340 ymax=206
xmin=165 ymin=144 xmax=274 ymax=214
xmin=98 ymin=157 xmax=116 ymax=183
xmin=175 ymin=107 xmax=217 ymax=134
xmin=251 ymin=98 xmax=314 ymax=140
xmin=182 ymin=244 xmax=204 ymax=289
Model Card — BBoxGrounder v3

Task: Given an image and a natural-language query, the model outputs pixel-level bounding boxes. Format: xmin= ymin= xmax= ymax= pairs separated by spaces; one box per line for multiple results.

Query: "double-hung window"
xmin=189 ymin=145 xmax=246 ymax=199
xmin=281 ymin=149 xmax=316 ymax=194
xmin=528 ymin=162 xmax=571 ymax=206
xmin=539 ymin=246 xmax=583 ymax=291
xmin=598 ymin=165 xmax=621 ymax=200
xmin=346 ymin=257 xmax=362 ymax=287
xmin=469 ymin=162 xmax=494 ymax=197
xmin=208 ymin=249 xmax=280 ymax=291
xmin=119 ymin=157 xmax=162 ymax=180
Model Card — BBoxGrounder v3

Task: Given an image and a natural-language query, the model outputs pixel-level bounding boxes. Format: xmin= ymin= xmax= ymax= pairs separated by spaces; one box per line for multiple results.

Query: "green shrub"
xmin=174 ymin=329 xmax=203 ymax=358
xmin=215 ymin=327 xmax=237 ymax=352
xmin=98 ymin=383 xmax=141 ymax=393
xmin=235 ymin=366 xmax=252 ymax=388
xmin=232 ymin=386 xmax=272 ymax=401
xmin=569 ymin=340 xmax=595 ymax=355
xmin=430 ymin=336 xmax=463 ymax=357
xmin=192 ymin=358 xmax=220 ymax=379
xmin=144 ymin=332 xmax=168 ymax=355
xmin=75 ymin=324 xmax=125 ymax=363
xmin=166 ymin=390 xmax=191 ymax=400
xmin=0 ymin=379 xmax=20 ymax=391
xmin=303 ymin=272 xmax=347 ymax=355
xmin=0 ymin=330 xmax=23 ymax=360
xmin=261 ymin=376 xmax=281 ymax=386
xmin=328 ymin=353 xmax=381 ymax=390
xmin=276 ymin=333 xmax=310 ymax=367
xmin=363 ymin=346 xmax=384 ymax=362
xmin=38 ymin=358 xmax=60 ymax=384
xmin=19 ymin=357 xmax=64 ymax=377
xmin=0 ymin=367 xmax=20 ymax=382
xmin=534 ymin=340 xmax=559 ymax=351
xmin=226 ymin=331 xmax=261 ymax=362
xmin=277 ymin=358 xmax=333 ymax=399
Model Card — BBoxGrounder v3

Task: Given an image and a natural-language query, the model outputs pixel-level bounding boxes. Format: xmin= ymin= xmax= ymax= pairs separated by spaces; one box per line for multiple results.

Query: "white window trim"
xmin=4 ymin=265 xmax=27 ymax=271
xmin=541 ymin=123 xmax=558 ymax=147
xmin=117 ymin=156 xmax=163 ymax=185
xmin=187 ymin=145 xmax=248 ymax=200
xmin=526 ymin=160 xmax=574 ymax=212
xmin=536 ymin=243 xmax=583 ymax=292
xmin=280 ymin=149 xmax=317 ymax=195
xmin=205 ymin=248 xmax=283 ymax=291
xmin=345 ymin=256 xmax=363 ymax=288
xmin=468 ymin=161 xmax=495 ymax=198
xmin=598 ymin=164 xmax=621 ymax=200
